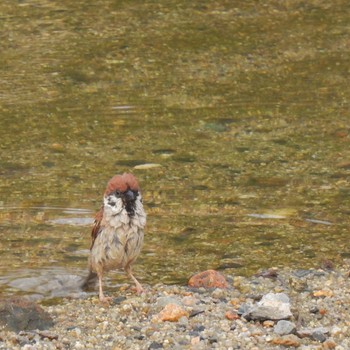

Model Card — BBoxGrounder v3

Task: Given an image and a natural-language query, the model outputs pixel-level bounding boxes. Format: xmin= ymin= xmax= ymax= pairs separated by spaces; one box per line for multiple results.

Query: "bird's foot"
xmin=136 ymin=285 xmax=144 ymax=294
xmin=132 ymin=282 xmax=145 ymax=295
xmin=128 ymin=283 xmax=145 ymax=295
xmin=99 ymin=295 xmax=113 ymax=304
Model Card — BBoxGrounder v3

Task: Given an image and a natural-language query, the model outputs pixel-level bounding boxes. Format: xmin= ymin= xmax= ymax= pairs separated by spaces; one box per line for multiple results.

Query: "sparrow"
xmin=84 ymin=173 xmax=146 ymax=302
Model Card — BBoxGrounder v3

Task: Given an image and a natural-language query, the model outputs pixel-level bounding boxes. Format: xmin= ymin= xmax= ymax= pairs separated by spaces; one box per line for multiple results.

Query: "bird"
xmin=83 ymin=173 xmax=146 ymax=302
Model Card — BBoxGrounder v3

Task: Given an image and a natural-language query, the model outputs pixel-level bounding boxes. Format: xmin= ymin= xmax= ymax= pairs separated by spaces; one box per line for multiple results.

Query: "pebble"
xmin=243 ymin=292 xmax=292 ymax=321
xmin=271 ymin=334 xmax=301 ymax=347
xmin=274 ymin=320 xmax=296 ymax=335
xmin=154 ymin=303 xmax=189 ymax=322
xmin=225 ymin=310 xmax=240 ymax=320
xmin=313 ymin=290 xmax=334 ymax=298
xmin=188 ymin=269 xmax=228 ymax=289
xmin=1 ymin=267 xmax=350 ymax=349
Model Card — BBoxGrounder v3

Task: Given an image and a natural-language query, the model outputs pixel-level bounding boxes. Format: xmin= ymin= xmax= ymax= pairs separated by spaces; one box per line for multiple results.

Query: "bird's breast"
xmin=90 ymin=223 xmax=144 ymax=271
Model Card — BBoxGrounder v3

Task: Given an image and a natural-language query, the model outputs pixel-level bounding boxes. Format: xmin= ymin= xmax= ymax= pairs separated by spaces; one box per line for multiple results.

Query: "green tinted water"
xmin=1 ymin=0 xmax=349 ymax=299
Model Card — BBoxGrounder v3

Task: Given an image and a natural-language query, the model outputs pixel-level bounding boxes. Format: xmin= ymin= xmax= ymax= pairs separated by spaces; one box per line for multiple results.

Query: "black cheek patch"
xmin=107 ymin=197 xmax=117 ymax=207
xmin=125 ymin=202 xmax=136 ymax=217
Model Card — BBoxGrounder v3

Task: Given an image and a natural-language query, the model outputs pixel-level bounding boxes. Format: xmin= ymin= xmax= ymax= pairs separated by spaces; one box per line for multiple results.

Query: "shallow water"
xmin=1 ymin=0 xmax=350 ymax=300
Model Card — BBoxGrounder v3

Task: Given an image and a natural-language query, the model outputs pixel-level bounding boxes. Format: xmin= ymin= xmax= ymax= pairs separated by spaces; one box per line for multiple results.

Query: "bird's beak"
xmin=123 ymin=189 xmax=135 ymax=202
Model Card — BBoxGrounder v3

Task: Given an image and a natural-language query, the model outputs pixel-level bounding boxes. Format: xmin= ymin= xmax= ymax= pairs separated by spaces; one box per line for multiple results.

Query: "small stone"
xmin=134 ymin=163 xmax=162 ymax=169
xmin=230 ymin=298 xmax=241 ymax=307
xmin=322 ymin=339 xmax=337 ymax=349
xmin=182 ymin=296 xmax=198 ymax=306
xmin=309 ymin=306 xmax=319 ymax=314
xmin=263 ymin=320 xmax=275 ymax=328
xmin=237 ymin=303 xmax=251 ymax=315
xmin=112 ymin=296 xmax=127 ymax=305
xmin=312 ymin=329 xmax=327 ymax=342
xmin=22 ymin=345 xmax=35 ymax=350
xmin=50 ymin=143 xmax=65 ymax=152
xmin=178 ymin=316 xmax=189 ymax=326
xmin=149 ymin=342 xmax=163 ymax=349
xmin=274 ymin=320 xmax=296 ymax=336
xmin=296 ymin=328 xmax=312 ymax=338
xmin=243 ymin=293 xmax=292 ymax=321
xmin=191 ymin=336 xmax=201 ymax=345
xmin=319 ymin=308 xmax=327 ymax=315
xmin=330 ymin=326 xmax=341 ymax=336
xmin=69 ymin=327 xmax=81 ymax=338
xmin=37 ymin=330 xmax=59 ymax=340
xmin=212 ymin=288 xmax=226 ymax=299
xmin=74 ymin=341 xmax=84 ymax=349
xmin=296 ymin=327 xmax=329 ymax=339
xmin=188 ymin=270 xmax=228 ymax=289
xmin=225 ymin=310 xmax=239 ymax=320
xmin=271 ymin=334 xmax=301 ymax=347
xmin=313 ymin=290 xmax=333 ymax=298
xmin=156 ymin=303 xmax=189 ymax=322
xmin=208 ymin=337 xmax=218 ymax=344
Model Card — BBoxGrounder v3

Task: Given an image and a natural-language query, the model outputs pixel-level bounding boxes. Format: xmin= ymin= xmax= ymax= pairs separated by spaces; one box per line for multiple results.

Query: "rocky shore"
xmin=1 ymin=266 xmax=350 ymax=349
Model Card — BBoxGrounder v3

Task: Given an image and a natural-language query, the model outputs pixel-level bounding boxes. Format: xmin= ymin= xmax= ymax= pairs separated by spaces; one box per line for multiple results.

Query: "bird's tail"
xmin=81 ymin=270 xmax=98 ymax=291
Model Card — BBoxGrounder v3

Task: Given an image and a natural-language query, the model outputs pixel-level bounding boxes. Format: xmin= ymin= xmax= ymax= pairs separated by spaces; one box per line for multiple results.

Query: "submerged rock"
xmin=188 ymin=270 xmax=228 ymax=289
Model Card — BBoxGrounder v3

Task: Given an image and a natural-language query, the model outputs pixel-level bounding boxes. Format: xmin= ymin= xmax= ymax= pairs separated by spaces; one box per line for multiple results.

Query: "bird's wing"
xmin=90 ymin=206 xmax=103 ymax=250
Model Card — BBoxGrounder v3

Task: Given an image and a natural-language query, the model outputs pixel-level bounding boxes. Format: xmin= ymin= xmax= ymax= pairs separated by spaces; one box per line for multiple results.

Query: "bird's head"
xmin=103 ymin=173 xmax=142 ymax=217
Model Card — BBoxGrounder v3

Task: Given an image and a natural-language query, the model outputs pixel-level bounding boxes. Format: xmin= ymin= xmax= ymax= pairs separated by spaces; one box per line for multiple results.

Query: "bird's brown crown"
xmin=104 ymin=173 xmax=140 ymax=195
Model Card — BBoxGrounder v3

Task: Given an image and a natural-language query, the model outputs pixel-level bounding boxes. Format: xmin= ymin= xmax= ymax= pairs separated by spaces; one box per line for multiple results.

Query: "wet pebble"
xmin=188 ymin=269 xmax=228 ymax=289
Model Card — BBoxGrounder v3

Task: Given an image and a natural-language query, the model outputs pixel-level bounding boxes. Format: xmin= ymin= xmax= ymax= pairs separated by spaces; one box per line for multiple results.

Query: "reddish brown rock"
xmin=188 ymin=270 xmax=228 ymax=289
xmin=225 ymin=310 xmax=240 ymax=320
xmin=319 ymin=308 xmax=327 ymax=315
xmin=156 ymin=303 xmax=189 ymax=322
xmin=271 ymin=334 xmax=301 ymax=347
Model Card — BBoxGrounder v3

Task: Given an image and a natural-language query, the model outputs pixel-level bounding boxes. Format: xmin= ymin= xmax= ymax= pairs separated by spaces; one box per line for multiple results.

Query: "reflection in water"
xmin=1 ymin=0 xmax=350 ymax=300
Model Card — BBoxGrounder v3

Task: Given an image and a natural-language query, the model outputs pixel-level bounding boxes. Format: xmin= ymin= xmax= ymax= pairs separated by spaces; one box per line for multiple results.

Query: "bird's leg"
xmin=98 ymin=273 xmax=112 ymax=303
xmin=125 ymin=265 xmax=144 ymax=294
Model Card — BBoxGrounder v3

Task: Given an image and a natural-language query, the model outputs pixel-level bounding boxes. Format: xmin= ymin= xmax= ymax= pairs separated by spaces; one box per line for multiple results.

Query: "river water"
xmin=1 ymin=0 xmax=349 ymax=300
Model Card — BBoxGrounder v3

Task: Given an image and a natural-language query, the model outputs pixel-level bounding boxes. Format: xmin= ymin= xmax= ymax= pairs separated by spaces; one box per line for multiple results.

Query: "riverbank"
xmin=1 ymin=266 xmax=350 ymax=349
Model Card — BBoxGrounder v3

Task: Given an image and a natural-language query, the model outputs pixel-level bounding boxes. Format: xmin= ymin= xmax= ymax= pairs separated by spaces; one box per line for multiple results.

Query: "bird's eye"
xmin=115 ymin=190 xmax=121 ymax=197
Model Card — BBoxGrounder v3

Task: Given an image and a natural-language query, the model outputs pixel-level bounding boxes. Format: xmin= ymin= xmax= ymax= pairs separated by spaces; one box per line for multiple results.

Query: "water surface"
xmin=1 ymin=0 xmax=350 ymax=300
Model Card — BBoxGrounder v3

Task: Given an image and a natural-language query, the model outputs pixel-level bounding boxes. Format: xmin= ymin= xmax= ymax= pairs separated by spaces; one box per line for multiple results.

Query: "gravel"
xmin=1 ymin=266 xmax=350 ymax=349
